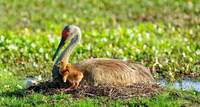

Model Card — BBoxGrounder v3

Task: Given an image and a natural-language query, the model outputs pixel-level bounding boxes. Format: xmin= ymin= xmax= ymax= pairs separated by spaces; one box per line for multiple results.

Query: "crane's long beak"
xmin=52 ymin=37 xmax=65 ymax=61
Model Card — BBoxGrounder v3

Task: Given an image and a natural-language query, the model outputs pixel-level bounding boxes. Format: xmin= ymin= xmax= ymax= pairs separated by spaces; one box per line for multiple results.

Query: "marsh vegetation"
xmin=0 ymin=0 xmax=199 ymax=106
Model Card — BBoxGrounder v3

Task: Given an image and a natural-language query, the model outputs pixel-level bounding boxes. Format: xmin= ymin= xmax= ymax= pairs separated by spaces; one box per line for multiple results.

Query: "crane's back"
xmin=75 ymin=58 xmax=155 ymax=86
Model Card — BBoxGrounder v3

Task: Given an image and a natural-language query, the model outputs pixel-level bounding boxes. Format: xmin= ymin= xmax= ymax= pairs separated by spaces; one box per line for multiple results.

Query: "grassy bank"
xmin=0 ymin=71 xmax=199 ymax=106
xmin=0 ymin=0 xmax=199 ymax=106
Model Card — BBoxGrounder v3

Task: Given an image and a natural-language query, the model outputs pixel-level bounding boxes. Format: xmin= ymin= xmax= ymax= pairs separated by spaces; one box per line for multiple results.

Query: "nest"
xmin=26 ymin=80 xmax=163 ymax=99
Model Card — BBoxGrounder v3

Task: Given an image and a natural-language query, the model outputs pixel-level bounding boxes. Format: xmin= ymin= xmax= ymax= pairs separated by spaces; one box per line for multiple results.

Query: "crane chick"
xmin=58 ymin=60 xmax=84 ymax=89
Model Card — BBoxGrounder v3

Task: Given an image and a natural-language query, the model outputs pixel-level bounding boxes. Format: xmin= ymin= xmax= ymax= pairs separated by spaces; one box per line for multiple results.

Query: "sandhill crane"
xmin=52 ymin=25 xmax=155 ymax=86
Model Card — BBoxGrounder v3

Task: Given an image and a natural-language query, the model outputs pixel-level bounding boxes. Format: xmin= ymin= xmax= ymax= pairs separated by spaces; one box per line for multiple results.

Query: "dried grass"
xmin=26 ymin=80 xmax=163 ymax=99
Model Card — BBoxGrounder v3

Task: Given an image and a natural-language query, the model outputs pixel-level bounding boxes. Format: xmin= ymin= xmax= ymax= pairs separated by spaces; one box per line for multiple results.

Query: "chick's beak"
xmin=52 ymin=37 xmax=66 ymax=61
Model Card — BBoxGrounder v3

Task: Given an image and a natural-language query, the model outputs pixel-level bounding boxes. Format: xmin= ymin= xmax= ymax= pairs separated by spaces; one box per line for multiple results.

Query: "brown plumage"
xmin=58 ymin=60 xmax=83 ymax=89
xmin=52 ymin=25 xmax=155 ymax=87
xmin=75 ymin=58 xmax=155 ymax=86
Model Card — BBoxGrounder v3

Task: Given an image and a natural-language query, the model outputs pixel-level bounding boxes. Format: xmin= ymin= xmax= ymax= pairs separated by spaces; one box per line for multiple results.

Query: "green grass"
xmin=0 ymin=71 xmax=200 ymax=107
xmin=0 ymin=0 xmax=200 ymax=106
xmin=0 ymin=0 xmax=200 ymax=31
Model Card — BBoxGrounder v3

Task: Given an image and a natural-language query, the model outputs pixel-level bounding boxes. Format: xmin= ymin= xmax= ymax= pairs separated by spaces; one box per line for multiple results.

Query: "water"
xmin=159 ymin=78 xmax=200 ymax=92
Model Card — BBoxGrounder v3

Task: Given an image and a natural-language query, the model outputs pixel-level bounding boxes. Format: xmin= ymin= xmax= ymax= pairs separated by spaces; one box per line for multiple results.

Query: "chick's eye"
xmin=64 ymin=69 xmax=69 ymax=73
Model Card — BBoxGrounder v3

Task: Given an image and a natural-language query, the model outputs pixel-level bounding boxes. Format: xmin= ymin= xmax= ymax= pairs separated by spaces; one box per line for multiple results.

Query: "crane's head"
xmin=52 ymin=25 xmax=81 ymax=61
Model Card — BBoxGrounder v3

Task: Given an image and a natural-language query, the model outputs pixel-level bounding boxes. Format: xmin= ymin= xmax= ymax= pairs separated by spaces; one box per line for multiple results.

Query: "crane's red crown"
xmin=62 ymin=25 xmax=70 ymax=40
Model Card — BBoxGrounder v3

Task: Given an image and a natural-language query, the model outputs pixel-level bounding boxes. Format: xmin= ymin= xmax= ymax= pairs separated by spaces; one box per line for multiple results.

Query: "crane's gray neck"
xmin=56 ymin=27 xmax=81 ymax=64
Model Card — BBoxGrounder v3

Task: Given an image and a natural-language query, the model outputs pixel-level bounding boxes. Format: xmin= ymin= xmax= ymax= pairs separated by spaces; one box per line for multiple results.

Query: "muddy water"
xmin=159 ymin=77 xmax=200 ymax=92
